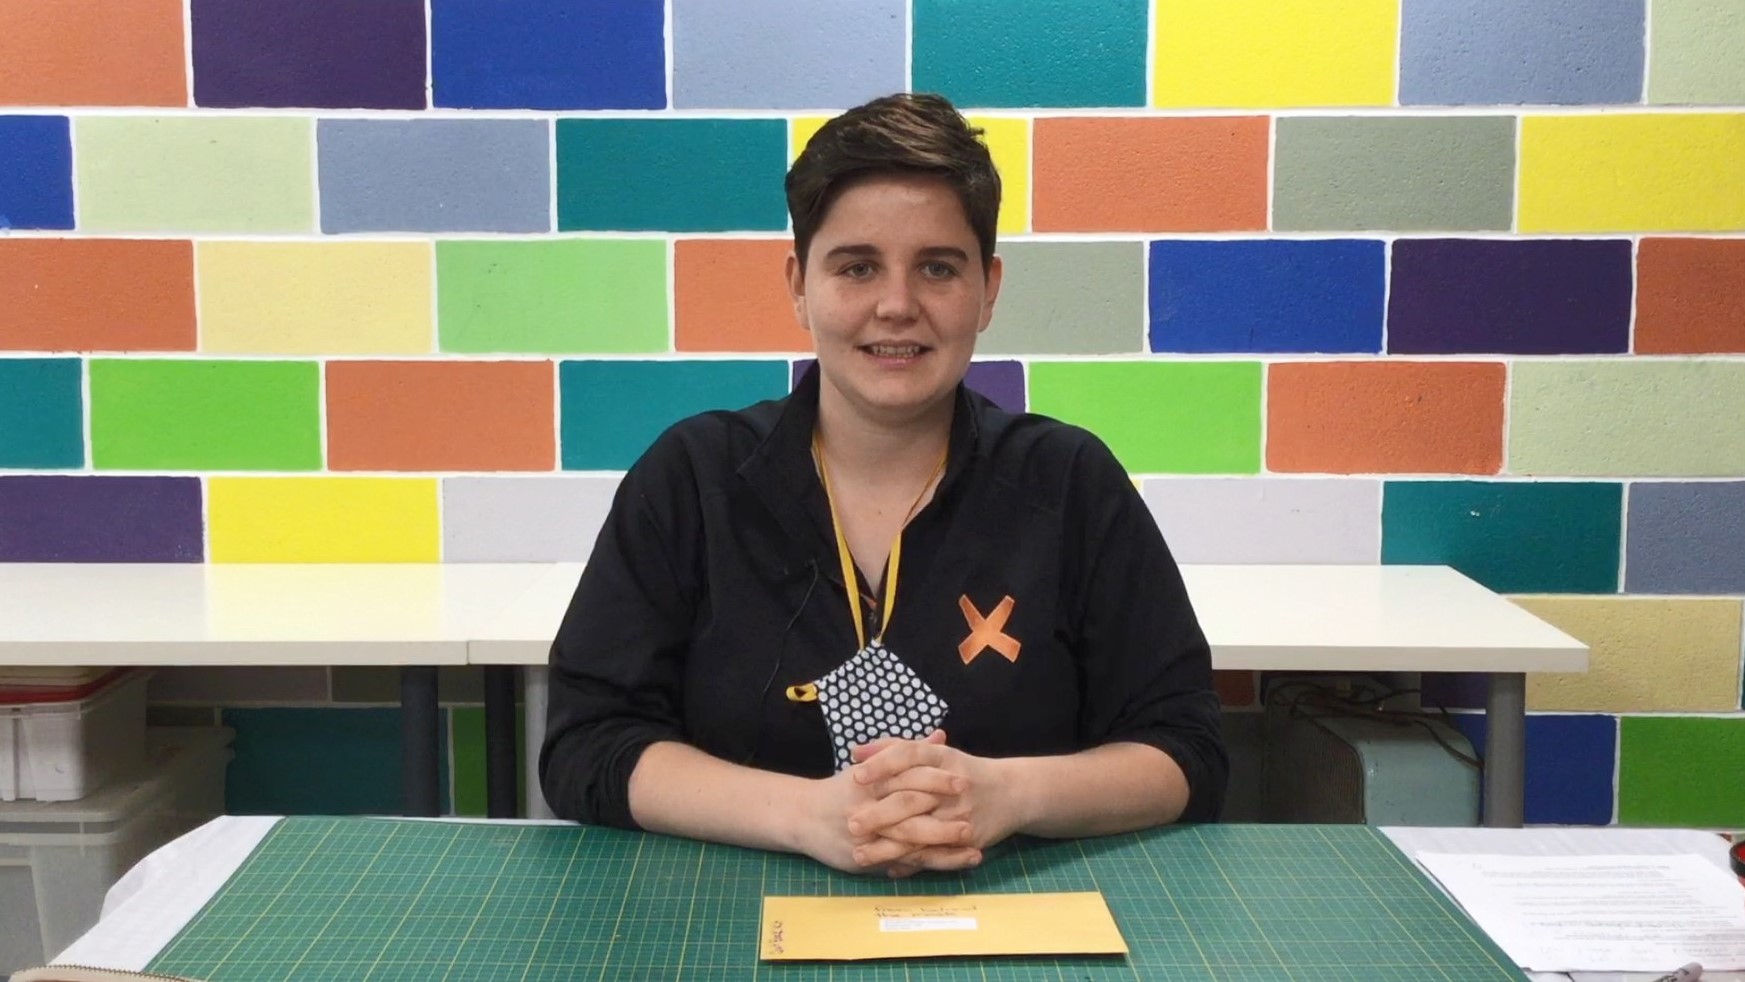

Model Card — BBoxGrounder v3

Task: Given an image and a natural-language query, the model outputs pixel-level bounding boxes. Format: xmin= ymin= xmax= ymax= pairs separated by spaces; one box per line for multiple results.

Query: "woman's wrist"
xmin=779 ymin=774 xmax=830 ymax=860
xmin=986 ymin=755 xmax=1040 ymax=840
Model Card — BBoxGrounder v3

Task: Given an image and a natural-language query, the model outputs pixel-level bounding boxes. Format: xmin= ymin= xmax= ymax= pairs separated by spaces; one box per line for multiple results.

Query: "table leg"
xmin=523 ymin=666 xmax=554 ymax=820
xmin=484 ymin=665 xmax=519 ymax=818
xmin=400 ymin=666 xmax=441 ymax=817
xmin=1483 ymin=672 xmax=1526 ymax=828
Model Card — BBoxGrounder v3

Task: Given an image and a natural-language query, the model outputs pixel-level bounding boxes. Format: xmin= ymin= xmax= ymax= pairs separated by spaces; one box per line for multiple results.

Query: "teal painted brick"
xmin=556 ymin=119 xmax=787 ymax=231
xmin=560 ymin=359 xmax=790 ymax=470
xmin=913 ymin=0 xmax=1147 ymax=107
xmin=1381 ymin=481 xmax=1622 ymax=593
xmin=0 ymin=358 xmax=83 ymax=468
xmin=222 ymin=707 xmax=450 ymax=816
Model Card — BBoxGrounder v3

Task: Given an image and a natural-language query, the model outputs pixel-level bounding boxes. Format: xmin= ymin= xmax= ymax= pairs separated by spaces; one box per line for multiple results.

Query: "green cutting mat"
xmin=146 ymin=817 xmax=1524 ymax=981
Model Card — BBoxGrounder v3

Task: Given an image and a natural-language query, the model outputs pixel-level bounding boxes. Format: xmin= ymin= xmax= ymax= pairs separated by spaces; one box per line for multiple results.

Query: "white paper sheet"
xmin=1416 ymin=853 xmax=1745 ymax=973
xmin=52 ymin=815 xmax=280 ymax=971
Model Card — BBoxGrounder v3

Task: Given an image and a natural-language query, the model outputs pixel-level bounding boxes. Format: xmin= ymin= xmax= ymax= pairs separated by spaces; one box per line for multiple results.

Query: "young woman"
xmin=541 ymin=93 xmax=1226 ymax=877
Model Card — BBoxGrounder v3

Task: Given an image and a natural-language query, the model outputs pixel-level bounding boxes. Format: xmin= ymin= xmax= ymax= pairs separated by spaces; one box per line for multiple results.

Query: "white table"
xmin=0 ymin=563 xmax=564 ymax=817
xmin=471 ymin=564 xmax=1589 ymax=827
xmin=0 ymin=563 xmax=1586 ymax=825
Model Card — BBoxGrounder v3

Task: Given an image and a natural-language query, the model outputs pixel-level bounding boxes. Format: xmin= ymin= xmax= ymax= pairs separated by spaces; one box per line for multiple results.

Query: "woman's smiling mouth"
xmin=861 ymin=343 xmax=928 ymax=359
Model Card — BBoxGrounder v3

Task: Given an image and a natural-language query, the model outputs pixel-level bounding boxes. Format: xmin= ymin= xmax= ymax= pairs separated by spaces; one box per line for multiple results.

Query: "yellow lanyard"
xmin=812 ymin=432 xmax=947 ymax=649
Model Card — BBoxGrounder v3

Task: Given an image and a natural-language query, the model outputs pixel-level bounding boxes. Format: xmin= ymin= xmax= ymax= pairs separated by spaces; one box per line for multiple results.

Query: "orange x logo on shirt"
xmin=958 ymin=594 xmax=1020 ymax=665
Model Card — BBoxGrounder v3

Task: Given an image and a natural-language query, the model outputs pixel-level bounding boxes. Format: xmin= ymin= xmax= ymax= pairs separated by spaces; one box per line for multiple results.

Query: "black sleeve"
xmin=1067 ymin=434 xmax=1229 ymax=823
xmin=538 ymin=428 xmax=702 ymax=829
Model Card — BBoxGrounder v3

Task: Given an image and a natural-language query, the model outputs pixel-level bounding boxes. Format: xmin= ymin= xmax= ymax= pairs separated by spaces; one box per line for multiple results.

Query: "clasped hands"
xmin=804 ymin=729 xmax=1023 ymax=878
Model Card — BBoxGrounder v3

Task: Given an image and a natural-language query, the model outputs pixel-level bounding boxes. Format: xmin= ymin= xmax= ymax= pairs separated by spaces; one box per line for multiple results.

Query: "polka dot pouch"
xmin=812 ymin=640 xmax=949 ymax=772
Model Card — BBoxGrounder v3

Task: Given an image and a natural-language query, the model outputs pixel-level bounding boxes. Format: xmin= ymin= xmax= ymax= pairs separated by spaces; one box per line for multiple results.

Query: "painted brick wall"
xmin=1 ymin=0 xmax=1741 ymax=825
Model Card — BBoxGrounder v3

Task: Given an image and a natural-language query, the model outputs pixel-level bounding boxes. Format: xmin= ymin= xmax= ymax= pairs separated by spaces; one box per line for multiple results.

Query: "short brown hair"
xmin=786 ymin=93 xmax=1001 ymax=273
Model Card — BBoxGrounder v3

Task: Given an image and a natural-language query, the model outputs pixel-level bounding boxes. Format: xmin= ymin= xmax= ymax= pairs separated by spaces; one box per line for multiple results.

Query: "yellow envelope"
xmin=759 ymin=892 xmax=1128 ymax=961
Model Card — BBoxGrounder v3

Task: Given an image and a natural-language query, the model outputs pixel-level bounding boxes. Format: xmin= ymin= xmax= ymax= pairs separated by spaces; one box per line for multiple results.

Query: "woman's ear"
xmin=785 ymin=251 xmax=810 ymax=331
xmin=978 ymin=254 xmax=1004 ymax=333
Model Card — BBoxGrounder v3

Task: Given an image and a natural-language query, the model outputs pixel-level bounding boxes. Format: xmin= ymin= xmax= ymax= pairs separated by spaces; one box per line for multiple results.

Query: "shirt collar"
xmin=736 ymin=361 xmax=985 ymax=556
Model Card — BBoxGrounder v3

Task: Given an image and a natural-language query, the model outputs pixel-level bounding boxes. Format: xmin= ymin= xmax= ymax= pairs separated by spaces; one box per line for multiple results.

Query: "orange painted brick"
xmin=1636 ymin=238 xmax=1745 ymax=354
xmin=1033 ymin=117 xmax=1269 ymax=232
xmin=326 ymin=361 xmax=555 ymax=472
xmin=0 ymin=0 xmax=186 ymax=106
xmin=674 ymin=239 xmax=806 ymax=353
xmin=1267 ymin=362 xmax=1504 ymax=474
xmin=0 ymin=239 xmax=196 ymax=352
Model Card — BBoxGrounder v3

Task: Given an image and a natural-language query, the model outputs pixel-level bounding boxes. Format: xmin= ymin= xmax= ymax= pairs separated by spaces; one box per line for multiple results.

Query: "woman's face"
xmin=787 ymin=172 xmax=1002 ymax=430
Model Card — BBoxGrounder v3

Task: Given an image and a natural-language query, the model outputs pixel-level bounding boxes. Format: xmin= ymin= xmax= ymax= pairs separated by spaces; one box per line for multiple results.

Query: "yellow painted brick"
xmin=1520 ymin=113 xmax=1745 ymax=232
xmin=198 ymin=241 xmax=434 ymax=355
xmin=790 ymin=116 xmax=828 ymax=163
xmin=1153 ymin=0 xmax=1397 ymax=108
xmin=967 ymin=115 xmax=1029 ymax=235
xmin=209 ymin=477 xmax=440 ymax=563
xmin=790 ymin=114 xmax=1029 ymax=234
xmin=1515 ymin=595 xmax=1744 ymax=712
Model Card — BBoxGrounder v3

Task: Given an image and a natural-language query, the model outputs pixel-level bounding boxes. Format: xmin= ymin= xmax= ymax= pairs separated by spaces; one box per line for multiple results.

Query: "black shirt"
xmin=540 ymin=365 xmax=1228 ymax=829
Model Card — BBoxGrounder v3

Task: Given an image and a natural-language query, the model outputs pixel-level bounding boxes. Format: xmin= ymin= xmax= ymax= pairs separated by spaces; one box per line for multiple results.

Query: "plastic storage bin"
xmin=0 ymin=671 xmax=149 ymax=802
xmin=0 ymin=726 xmax=232 ymax=976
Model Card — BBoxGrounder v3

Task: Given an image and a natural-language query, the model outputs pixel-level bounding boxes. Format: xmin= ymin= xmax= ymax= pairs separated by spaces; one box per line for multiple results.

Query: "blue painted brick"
xmin=0 ymin=116 xmax=74 ymax=230
xmin=431 ymin=0 xmax=665 ymax=109
xmin=1149 ymin=239 xmax=1385 ymax=354
xmin=1452 ymin=713 xmax=1617 ymax=825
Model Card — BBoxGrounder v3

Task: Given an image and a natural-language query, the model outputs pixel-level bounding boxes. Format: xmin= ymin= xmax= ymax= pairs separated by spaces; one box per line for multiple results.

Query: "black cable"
xmin=744 ymin=559 xmax=820 ymax=765
xmin=1263 ymin=680 xmax=1482 ymax=769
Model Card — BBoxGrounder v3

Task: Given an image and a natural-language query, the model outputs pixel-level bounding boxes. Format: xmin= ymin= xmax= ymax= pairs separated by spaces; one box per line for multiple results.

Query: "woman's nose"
xmin=874 ymin=273 xmax=921 ymax=321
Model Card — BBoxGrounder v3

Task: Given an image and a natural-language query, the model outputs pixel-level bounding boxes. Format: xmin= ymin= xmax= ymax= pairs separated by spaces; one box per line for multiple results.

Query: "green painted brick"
xmin=1511 ymin=361 xmax=1745 ymax=477
xmin=451 ymin=705 xmax=525 ymax=818
xmin=1381 ymin=481 xmax=1622 ymax=594
xmin=1027 ymin=361 xmax=1262 ymax=474
xmin=75 ymin=116 xmax=314 ymax=233
xmin=1274 ymin=116 xmax=1516 ymax=231
xmin=913 ymin=0 xmax=1147 ymax=107
xmin=0 ymin=358 xmax=83 ymax=468
xmin=438 ymin=239 xmax=669 ymax=354
xmin=89 ymin=359 xmax=321 ymax=471
xmin=561 ymin=359 xmax=791 ymax=470
xmin=556 ymin=120 xmax=787 ymax=232
xmin=1619 ymin=716 xmax=1745 ymax=828
xmin=1648 ymin=0 xmax=1745 ymax=104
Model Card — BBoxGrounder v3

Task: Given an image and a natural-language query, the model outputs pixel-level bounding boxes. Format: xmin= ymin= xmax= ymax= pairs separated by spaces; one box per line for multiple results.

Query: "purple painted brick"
xmin=0 ymin=476 xmax=203 ymax=562
xmin=192 ymin=0 xmax=427 ymax=109
xmin=790 ymin=360 xmax=1025 ymax=413
xmin=1388 ymin=239 xmax=1632 ymax=354
xmin=962 ymin=361 xmax=1025 ymax=413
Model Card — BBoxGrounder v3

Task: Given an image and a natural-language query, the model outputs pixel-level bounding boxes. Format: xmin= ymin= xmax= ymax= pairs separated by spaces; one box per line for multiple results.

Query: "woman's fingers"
xmin=888 ymin=846 xmax=984 ymax=875
xmin=864 ymin=765 xmax=965 ymax=800
xmin=877 ymin=812 xmax=973 ymax=848
xmin=852 ymin=816 xmax=970 ymax=867
xmin=853 ymin=834 xmax=926 ymax=868
xmin=850 ymin=728 xmax=947 ymax=765
xmin=845 ymin=789 xmax=941 ymax=838
xmin=852 ymin=741 xmax=949 ymax=787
